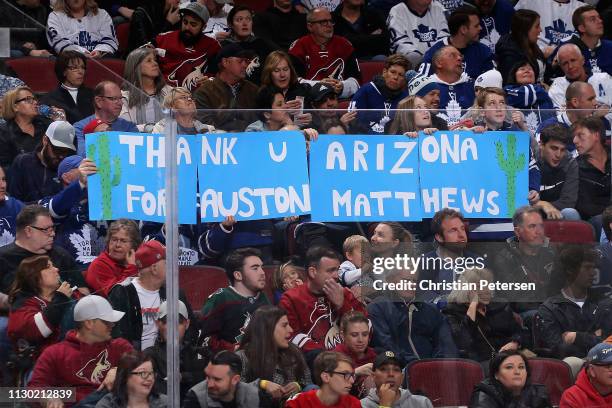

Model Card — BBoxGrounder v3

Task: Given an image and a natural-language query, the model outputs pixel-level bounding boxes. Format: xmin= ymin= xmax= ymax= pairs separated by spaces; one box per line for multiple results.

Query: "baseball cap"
xmin=309 ymin=82 xmax=336 ymax=104
xmin=407 ymin=75 xmax=439 ymax=97
xmin=135 ymin=240 xmax=166 ymax=269
xmin=74 ymin=295 xmax=125 ymax=322
xmin=46 ymin=121 xmax=76 ymax=151
xmin=180 ymin=2 xmax=210 ymax=24
xmin=158 ymin=300 xmax=188 ymax=320
xmin=82 ymin=118 xmax=106 ymax=135
xmin=57 ymin=155 xmax=83 ymax=179
xmin=373 ymin=351 xmax=402 ymax=370
xmin=586 ymin=342 xmax=612 ymax=365
xmin=217 ymin=43 xmax=257 ymax=61
xmin=475 ymin=69 xmax=503 ymax=90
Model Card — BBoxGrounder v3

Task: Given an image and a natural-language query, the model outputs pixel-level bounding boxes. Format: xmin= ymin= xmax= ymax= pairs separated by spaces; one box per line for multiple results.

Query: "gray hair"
xmin=123 ymin=48 xmax=166 ymax=109
xmin=512 ymin=205 xmax=543 ymax=227
xmin=447 ymin=268 xmax=494 ymax=304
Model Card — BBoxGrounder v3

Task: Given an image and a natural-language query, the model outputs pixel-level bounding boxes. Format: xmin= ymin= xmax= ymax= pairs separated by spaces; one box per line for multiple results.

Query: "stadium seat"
xmin=543 ymin=220 xmax=595 ymax=243
xmin=5 ymin=58 xmax=58 ymax=93
xmin=115 ymin=22 xmax=130 ymax=57
xmin=359 ymin=60 xmax=385 ymax=85
xmin=405 ymin=358 xmax=484 ymax=407
xmin=84 ymin=58 xmax=125 ymax=88
xmin=527 ymin=358 xmax=574 ymax=406
xmin=178 ymin=265 xmax=228 ymax=312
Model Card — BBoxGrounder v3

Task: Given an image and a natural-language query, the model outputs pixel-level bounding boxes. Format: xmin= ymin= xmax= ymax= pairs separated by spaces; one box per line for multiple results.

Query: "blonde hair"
xmin=447 ymin=268 xmax=494 ymax=304
xmin=343 ymin=235 xmax=368 ymax=255
xmin=389 ymin=95 xmax=429 ymax=134
xmin=163 ymin=87 xmax=190 ymax=109
xmin=1 ymin=86 xmax=34 ymax=120
xmin=272 ymin=259 xmax=304 ymax=291
xmin=53 ymin=0 xmax=99 ymax=16
xmin=260 ymin=51 xmax=299 ymax=88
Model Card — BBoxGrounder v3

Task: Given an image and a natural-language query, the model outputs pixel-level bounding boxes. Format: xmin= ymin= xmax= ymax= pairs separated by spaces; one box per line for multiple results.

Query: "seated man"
xmin=464 ymin=0 xmax=514 ymax=52
xmin=536 ymin=246 xmax=603 ymax=359
xmin=289 ymin=7 xmax=361 ymax=99
xmin=28 ymin=295 xmax=132 ymax=405
xmin=559 ymin=342 xmax=612 ymax=407
xmin=361 ymin=351 xmax=434 ymax=408
xmin=184 ymin=350 xmax=259 ymax=408
xmin=201 ymin=248 xmax=270 ymax=354
xmin=367 ymin=266 xmax=458 ymax=367
xmin=285 ymin=351 xmax=361 ymax=407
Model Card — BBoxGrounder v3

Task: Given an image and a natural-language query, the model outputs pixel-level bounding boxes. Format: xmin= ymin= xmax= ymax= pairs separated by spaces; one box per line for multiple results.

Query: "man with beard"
xmin=154 ymin=2 xmax=221 ymax=91
xmin=419 ymin=208 xmax=481 ymax=306
xmin=350 ymin=54 xmax=410 ymax=134
xmin=200 ymin=248 xmax=270 ymax=355
xmin=8 ymin=121 xmax=76 ymax=203
xmin=184 ymin=351 xmax=259 ymax=408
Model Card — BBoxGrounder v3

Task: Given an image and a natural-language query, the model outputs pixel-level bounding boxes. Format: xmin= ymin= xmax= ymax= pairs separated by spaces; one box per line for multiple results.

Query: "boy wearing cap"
xmin=8 ymin=121 xmax=77 ymax=203
xmin=361 ymin=351 xmax=433 ymax=408
xmin=559 ymin=342 xmax=612 ymax=407
xmin=28 ymin=295 xmax=133 ymax=406
xmin=153 ymin=2 xmax=221 ymax=91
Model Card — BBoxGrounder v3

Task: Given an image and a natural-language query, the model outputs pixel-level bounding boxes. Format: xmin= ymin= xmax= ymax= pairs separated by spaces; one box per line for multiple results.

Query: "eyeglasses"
xmin=329 ymin=371 xmax=356 ymax=381
xmin=99 ymin=95 xmax=123 ymax=102
xmin=309 ymin=19 xmax=334 ymax=26
xmin=66 ymin=65 xmax=85 ymax=71
xmin=131 ymin=371 xmax=155 ymax=379
xmin=29 ymin=225 xmax=56 ymax=234
xmin=16 ymin=96 xmax=38 ymax=104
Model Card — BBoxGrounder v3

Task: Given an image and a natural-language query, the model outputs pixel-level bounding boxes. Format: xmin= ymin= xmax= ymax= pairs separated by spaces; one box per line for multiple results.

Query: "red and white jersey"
xmin=289 ymin=34 xmax=359 ymax=81
xmin=154 ymin=30 xmax=221 ymax=91
xmin=285 ymin=390 xmax=361 ymax=408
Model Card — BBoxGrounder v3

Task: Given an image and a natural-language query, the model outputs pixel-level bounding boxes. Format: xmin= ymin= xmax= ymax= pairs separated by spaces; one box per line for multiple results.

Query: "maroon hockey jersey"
xmin=289 ymin=34 xmax=360 ymax=81
xmin=154 ymin=30 xmax=221 ymax=91
xmin=279 ymin=283 xmax=366 ymax=352
xmin=285 ymin=390 xmax=361 ymax=408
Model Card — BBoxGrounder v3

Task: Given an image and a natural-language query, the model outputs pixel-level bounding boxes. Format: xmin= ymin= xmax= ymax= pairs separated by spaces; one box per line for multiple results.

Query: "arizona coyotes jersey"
xmin=154 ymin=31 xmax=221 ymax=91
xmin=514 ymin=0 xmax=581 ymax=50
xmin=289 ymin=35 xmax=359 ymax=81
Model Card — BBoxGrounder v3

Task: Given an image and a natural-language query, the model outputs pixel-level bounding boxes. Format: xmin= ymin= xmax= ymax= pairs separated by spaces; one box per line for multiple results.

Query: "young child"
xmin=333 ymin=312 xmax=376 ymax=399
xmin=339 ymin=235 xmax=368 ymax=287
xmin=272 ymin=257 xmax=304 ymax=304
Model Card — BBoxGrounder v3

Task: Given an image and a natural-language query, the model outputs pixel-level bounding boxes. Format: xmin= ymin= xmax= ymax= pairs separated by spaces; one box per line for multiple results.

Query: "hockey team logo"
xmin=78 ymin=31 xmax=97 ymax=52
xmin=76 ymin=349 xmax=112 ymax=384
xmin=437 ymin=0 xmax=463 ymax=11
xmin=590 ymin=59 xmax=601 ymax=73
xmin=0 ymin=217 xmax=15 ymax=248
xmin=413 ymin=25 xmax=438 ymax=46
xmin=246 ymin=56 xmax=260 ymax=78
xmin=167 ymin=54 xmax=210 ymax=91
xmin=324 ymin=324 xmax=342 ymax=350
xmin=311 ymin=58 xmax=345 ymax=81
xmin=545 ymin=19 xmax=572 ymax=45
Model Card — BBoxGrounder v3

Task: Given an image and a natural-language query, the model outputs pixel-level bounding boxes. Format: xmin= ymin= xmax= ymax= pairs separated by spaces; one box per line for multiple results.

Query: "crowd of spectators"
xmin=0 ymin=0 xmax=612 ymax=407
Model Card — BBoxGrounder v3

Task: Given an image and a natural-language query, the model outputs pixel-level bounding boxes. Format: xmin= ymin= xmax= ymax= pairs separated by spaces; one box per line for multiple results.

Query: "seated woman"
xmin=121 ymin=48 xmax=173 ymax=132
xmin=387 ymin=95 xmax=438 ymax=137
xmin=443 ymin=268 xmax=525 ymax=369
xmin=151 ymin=87 xmax=215 ymax=135
xmin=333 ymin=311 xmax=377 ymax=399
xmin=85 ymin=219 xmax=141 ymax=297
xmin=41 ymin=51 xmax=95 ymax=124
xmin=236 ymin=305 xmax=311 ymax=408
xmin=469 ymin=350 xmax=552 ymax=408
xmin=47 ymin=0 xmax=118 ymax=58
xmin=7 ymin=256 xmax=75 ymax=373
xmin=96 ymin=350 xmax=167 ymax=407
xmin=246 ymin=86 xmax=294 ymax=132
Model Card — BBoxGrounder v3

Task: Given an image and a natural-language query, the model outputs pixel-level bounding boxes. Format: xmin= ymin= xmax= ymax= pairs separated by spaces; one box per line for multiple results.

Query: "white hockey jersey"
xmin=514 ymin=0 xmax=580 ymax=50
xmin=46 ymin=10 xmax=117 ymax=55
xmin=387 ymin=1 xmax=449 ymax=66
xmin=296 ymin=0 xmax=342 ymax=11
xmin=203 ymin=4 xmax=233 ymax=39
xmin=549 ymin=72 xmax=612 ymax=124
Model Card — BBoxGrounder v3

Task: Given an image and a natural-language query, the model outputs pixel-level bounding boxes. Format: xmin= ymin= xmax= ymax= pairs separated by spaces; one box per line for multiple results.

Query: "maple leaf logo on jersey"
xmin=412 ymin=24 xmax=438 ymax=46
xmin=69 ymin=224 xmax=104 ymax=264
xmin=525 ymin=112 xmax=540 ymax=134
xmin=0 ymin=229 xmax=14 ymax=248
xmin=310 ymin=58 xmax=345 ymax=81
xmin=76 ymin=349 xmax=112 ymax=384
xmin=545 ymin=19 xmax=572 ymax=45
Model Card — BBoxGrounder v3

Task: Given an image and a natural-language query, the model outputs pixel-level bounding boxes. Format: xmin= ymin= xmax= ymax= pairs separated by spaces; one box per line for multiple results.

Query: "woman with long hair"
xmin=495 ymin=9 xmax=545 ymax=84
xmin=469 ymin=350 xmax=552 ymax=408
xmin=7 ymin=255 xmax=74 ymax=359
xmin=96 ymin=350 xmax=167 ymax=407
xmin=236 ymin=305 xmax=311 ymax=407
xmin=47 ymin=0 xmax=118 ymax=57
xmin=388 ymin=95 xmax=438 ymax=137
xmin=370 ymin=221 xmax=413 ymax=258
xmin=121 ymin=48 xmax=172 ymax=132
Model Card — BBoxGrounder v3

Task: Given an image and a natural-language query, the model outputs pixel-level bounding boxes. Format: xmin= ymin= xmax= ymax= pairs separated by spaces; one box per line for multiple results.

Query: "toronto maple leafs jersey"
xmin=552 ymin=35 xmax=612 ymax=76
xmin=419 ymin=37 xmax=495 ymax=80
xmin=504 ymin=83 xmax=555 ymax=135
xmin=468 ymin=0 xmax=514 ymax=53
xmin=0 ymin=197 xmax=24 ymax=249
xmin=349 ymin=77 xmax=408 ymax=134
xmin=46 ymin=9 xmax=118 ymax=55
xmin=154 ymin=30 xmax=221 ymax=91
xmin=431 ymin=73 xmax=475 ymax=126
xmin=436 ymin=0 xmax=464 ymax=15
xmin=203 ymin=4 xmax=232 ymax=39
xmin=514 ymin=0 xmax=580 ymax=50
xmin=548 ymin=73 xmax=612 ymax=124
xmin=387 ymin=1 xmax=449 ymax=66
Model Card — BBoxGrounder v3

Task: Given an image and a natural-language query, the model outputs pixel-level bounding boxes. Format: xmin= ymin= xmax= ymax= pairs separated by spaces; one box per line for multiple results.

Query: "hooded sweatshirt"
xmin=350 ymin=75 xmax=408 ymax=134
xmin=560 ymin=368 xmax=612 ymax=408
xmin=360 ymin=388 xmax=433 ymax=408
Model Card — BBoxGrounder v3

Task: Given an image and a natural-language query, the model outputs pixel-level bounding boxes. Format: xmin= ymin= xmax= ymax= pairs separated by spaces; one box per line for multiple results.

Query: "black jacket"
xmin=469 ymin=378 xmax=552 ymax=408
xmin=127 ymin=0 xmax=180 ymax=54
xmin=442 ymin=301 xmax=525 ymax=362
xmin=495 ymin=34 xmax=544 ymax=85
xmin=575 ymin=153 xmax=611 ymax=219
xmin=0 ymin=0 xmax=49 ymax=53
xmin=0 ymin=116 xmax=51 ymax=170
xmin=332 ymin=4 xmax=390 ymax=59
xmin=40 ymin=85 xmax=95 ymax=125
xmin=221 ymin=35 xmax=279 ymax=85
xmin=253 ymin=6 xmax=307 ymax=50
xmin=8 ymin=151 xmax=63 ymax=204
xmin=536 ymin=292 xmax=603 ymax=358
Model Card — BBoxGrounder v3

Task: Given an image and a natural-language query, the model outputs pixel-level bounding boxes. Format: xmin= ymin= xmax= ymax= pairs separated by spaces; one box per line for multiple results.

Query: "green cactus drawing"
xmin=87 ymin=133 xmax=121 ymax=219
xmin=495 ymin=134 xmax=526 ymax=217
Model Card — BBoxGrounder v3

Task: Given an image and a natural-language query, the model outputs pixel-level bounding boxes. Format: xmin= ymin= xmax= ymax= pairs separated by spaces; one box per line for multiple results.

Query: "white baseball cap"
xmin=74 ymin=295 xmax=125 ymax=322
xmin=158 ymin=300 xmax=188 ymax=320
xmin=474 ymin=69 xmax=503 ymax=90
